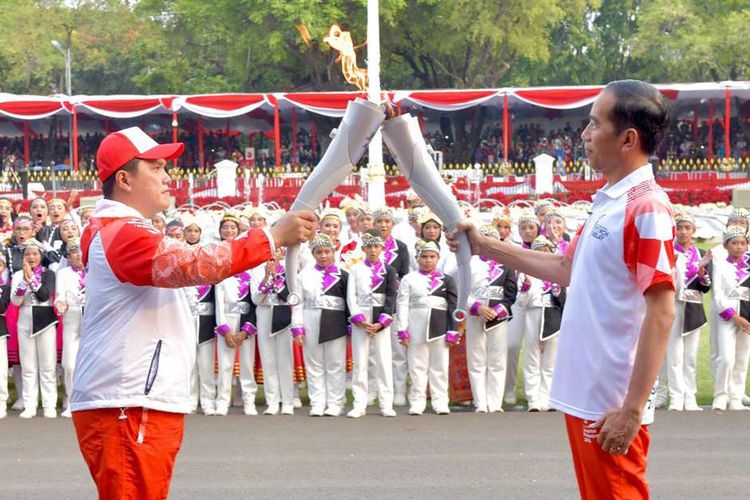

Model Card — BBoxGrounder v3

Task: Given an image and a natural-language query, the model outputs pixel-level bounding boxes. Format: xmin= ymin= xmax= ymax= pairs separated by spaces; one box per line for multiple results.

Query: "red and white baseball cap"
xmin=96 ymin=127 xmax=184 ymax=182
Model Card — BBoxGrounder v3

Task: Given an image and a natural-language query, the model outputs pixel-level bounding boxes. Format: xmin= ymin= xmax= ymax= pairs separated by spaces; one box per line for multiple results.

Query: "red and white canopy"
xmin=0 ymin=81 xmax=747 ymax=122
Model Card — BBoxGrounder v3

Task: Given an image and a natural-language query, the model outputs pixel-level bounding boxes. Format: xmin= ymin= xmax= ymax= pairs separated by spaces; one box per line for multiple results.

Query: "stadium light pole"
xmin=52 ymin=39 xmax=73 ymax=169
xmin=366 ymin=0 xmax=386 ymax=208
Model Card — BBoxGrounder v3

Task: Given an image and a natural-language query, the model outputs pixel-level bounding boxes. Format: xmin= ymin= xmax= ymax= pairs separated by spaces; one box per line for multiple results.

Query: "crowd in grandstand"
xmin=1 ymin=191 xmax=750 ymax=419
xmin=1 ymin=118 xmax=749 ymax=174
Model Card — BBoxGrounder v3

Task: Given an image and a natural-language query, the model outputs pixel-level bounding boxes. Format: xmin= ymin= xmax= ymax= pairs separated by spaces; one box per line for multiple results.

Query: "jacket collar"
xmin=92 ymin=199 xmax=147 ymax=219
xmin=595 ymin=164 xmax=654 ymax=200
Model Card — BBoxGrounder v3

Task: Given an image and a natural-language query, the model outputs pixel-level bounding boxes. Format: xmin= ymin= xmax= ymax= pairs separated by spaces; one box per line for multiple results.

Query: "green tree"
xmin=631 ymin=0 xmax=750 ymax=82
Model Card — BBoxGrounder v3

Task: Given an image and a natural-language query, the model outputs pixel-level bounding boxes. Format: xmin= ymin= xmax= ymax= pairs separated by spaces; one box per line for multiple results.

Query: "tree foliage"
xmin=0 ymin=0 xmax=748 ymax=95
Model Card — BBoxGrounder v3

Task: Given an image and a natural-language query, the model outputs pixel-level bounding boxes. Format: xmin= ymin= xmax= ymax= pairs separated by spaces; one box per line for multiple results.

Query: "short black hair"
xmin=102 ymin=159 xmax=139 ymax=199
xmin=604 ymin=80 xmax=672 ymax=155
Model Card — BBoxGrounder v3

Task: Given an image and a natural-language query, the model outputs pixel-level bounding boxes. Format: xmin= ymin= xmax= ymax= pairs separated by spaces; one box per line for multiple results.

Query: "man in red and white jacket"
xmin=70 ymin=127 xmax=315 ymax=499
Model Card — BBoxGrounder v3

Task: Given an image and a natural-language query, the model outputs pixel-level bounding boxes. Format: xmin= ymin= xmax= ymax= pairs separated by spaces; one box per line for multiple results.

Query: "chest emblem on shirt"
xmin=591 ymin=222 xmax=609 ymax=240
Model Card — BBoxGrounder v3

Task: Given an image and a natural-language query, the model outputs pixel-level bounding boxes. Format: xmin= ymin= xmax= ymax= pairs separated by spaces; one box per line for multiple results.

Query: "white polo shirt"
xmin=549 ymin=164 xmax=675 ymax=424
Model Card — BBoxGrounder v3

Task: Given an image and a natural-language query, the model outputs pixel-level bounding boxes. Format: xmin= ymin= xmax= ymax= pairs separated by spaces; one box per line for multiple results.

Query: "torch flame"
xmin=324 ymin=24 xmax=368 ymax=92
xmin=295 ymin=24 xmax=313 ymax=48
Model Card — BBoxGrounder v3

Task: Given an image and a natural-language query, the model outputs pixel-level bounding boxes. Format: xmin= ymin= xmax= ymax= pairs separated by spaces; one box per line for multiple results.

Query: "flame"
xmin=324 ymin=24 xmax=368 ymax=92
xmin=295 ymin=24 xmax=312 ymax=48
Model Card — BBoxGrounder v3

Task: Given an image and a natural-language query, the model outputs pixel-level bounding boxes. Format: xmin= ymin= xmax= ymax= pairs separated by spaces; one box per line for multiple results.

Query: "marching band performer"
xmin=340 ymin=196 xmax=365 ymax=244
xmin=0 ymin=197 xmax=14 ymax=245
xmin=55 ymin=239 xmax=86 ymax=418
xmin=534 ymin=200 xmax=554 ymax=231
xmin=543 ymin=210 xmax=569 ymax=254
xmin=29 ymin=198 xmax=52 ymax=244
xmin=319 ymin=208 xmax=361 ymax=270
xmin=418 ymin=211 xmax=456 ymax=275
xmin=214 ymin=212 xmax=258 ymax=416
xmin=151 ymin=212 xmax=167 ymax=233
xmin=189 ymin=280 xmax=219 ymax=415
xmin=711 ymin=225 xmax=750 ymax=410
xmin=183 ymin=214 xmax=203 ymax=245
xmin=708 ymin=209 xmax=749 ymax=384
xmin=374 ymin=207 xmax=411 ymax=407
xmin=668 ymin=212 xmax=711 ymax=411
xmin=520 ymin=236 xmax=566 ymax=412
xmin=346 ymin=229 xmax=398 ymax=418
xmin=357 ymin=206 xmax=375 ymax=233
xmin=179 ymin=214 xmax=218 ymax=414
xmin=51 ymin=219 xmax=82 ymax=271
xmin=466 ymin=225 xmax=518 ymax=413
xmin=165 ymin=219 xmax=185 ymax=241
xmin=504 ymin=211 xmax=540 ymax=406
xmin=395 ymin=239 xmax=458 ymax=415
xmin=0 ymin=254 xmax=10 ymax=419
xmin=11 ymin=239 xmax=58 ymax=418
xmin=291 ymin=234 xmax=350 ymax=417
xmin=253 ymin=248 xmax=295 ymax=416
xmin=246 ymin=206 xmax=269 ymax=229
xmin=491 ymin=209 xmax=513 ymax=243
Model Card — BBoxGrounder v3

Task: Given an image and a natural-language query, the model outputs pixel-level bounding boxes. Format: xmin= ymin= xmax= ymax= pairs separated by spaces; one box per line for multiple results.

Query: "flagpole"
xmin=366 ymin=0 xmax=386 ymax=208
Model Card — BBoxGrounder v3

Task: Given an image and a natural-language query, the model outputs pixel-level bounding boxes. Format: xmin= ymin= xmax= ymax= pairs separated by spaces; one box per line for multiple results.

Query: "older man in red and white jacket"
xmin=70 ymin=127 xmax=315 ymax=499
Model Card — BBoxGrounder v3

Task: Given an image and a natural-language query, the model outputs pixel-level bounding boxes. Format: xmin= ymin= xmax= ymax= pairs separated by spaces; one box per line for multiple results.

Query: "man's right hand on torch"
xmin=270 ymin=211 xmax=317 ymax=248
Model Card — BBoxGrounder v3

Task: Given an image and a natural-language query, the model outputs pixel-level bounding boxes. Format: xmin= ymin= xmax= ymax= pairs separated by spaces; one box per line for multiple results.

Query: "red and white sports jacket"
xmin=70 ymin=200 xmax=274 ymax=413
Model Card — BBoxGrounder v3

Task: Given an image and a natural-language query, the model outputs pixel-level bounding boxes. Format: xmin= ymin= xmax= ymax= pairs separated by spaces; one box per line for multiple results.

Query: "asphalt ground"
xmin=1 ymin=407 xmax=749 ymax=500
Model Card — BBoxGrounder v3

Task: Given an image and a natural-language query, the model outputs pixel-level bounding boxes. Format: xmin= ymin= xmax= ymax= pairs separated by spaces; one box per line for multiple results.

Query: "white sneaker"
xmin=653 ymin=396 xmax=667 ymax=409
xmin=347 ymin=407 xmax=366 ymax=418
xmin=381 ymin=408 xmax=397 ymax=417
xmin=19 ymin=408 xmax=36 ymax=419
xmin=324 ymin=406 xmax=342 ymax=417
xmin=488 ymin=407 xmax=504 ymax=413
xmin=393 ymin=394 xmax=407 ymax=407
xmin=668 ymin=402 xmax=683 ymax=411
xmin=309 ymin=406 xmax=325 ymax=417
xmin=263 ymin=405 xmax=279 ymax=416
xmin=475 ymin=407 xmax=488 ymax=413
xmin=684 ymin=400 xmax=703 ymax=411
xmin=293 ymin=397 xmax=303 ymax=409
xmin=215 ymin=405 xmax=229 ymax=416
xmin=43 ymin=408 xmax=57 ymax=419
xmin=712 ymin=395 xmax=728 ymax=411
xmin=0 ymin=406 xmax=6 ymax=419
xmin=281 ymin=405 xmax=295 ymax=415
xmin=203 ymin=407 xmax=216 ymax=416
xmin=11 ymin=399 xmax=24 ymax=411
xmin=244 ymin=405 xmax=258 ymax=416
xmin=434 ymin=406 xmax=450 ymax=415
xmin=61 ymin=408 xmax=72 ymax=418
xmin=728 ymin=399 xmax=749 ymax=411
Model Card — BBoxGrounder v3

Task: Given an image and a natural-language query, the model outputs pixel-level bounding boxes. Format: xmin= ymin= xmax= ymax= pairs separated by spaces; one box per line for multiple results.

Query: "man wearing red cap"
xmin=70 ymin=127 xmax=316 ymax=499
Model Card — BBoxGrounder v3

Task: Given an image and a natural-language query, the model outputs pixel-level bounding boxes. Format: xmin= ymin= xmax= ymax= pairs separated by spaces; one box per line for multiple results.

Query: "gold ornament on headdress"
xmin=531 ymin=235 xmax=555 ymax=251
xmin=309 ymin=233 xmax=335 ymax=251
xmin=415 ymin=238 xmax=441 ymax=256
xmin=479 ymin=224 xmax=501 ymax=239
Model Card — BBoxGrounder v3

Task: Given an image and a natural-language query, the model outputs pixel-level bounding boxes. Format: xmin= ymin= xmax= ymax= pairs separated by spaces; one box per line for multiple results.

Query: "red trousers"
xmin=73 ymin=407 xmax=185 ymax=500
xmin=565 ymin=413 xmax=650 ymax=500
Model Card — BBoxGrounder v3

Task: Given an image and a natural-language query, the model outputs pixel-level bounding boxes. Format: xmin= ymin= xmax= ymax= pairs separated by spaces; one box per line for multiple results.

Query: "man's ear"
xmin=114 ymin=169 xmax=133 ymax=193
xmin=622 ymin=128 xmax=639 ymax=152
